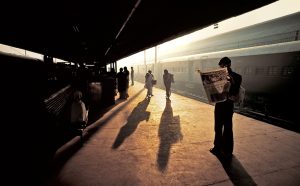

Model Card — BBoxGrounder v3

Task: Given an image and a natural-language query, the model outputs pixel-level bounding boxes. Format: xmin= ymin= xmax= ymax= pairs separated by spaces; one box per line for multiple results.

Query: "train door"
xmin=192 ymin=60 xmax=201 ymax=83
xmin=188 ymin=58 xmax=194 ymax=82
xmin=197 ymin=57 xmax=209 ymax=100
xmin=137 ymin=64 xmax=147 ymax=82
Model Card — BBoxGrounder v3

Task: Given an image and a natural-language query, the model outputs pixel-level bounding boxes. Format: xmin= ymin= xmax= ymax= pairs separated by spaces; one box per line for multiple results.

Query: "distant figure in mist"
xmin=124 ymin=66 xmax=130 ymax=98
xmin=163 ymin=69 xmax=174 ymax=99
xmin=145 ymin=70 xmax=154 ymax=98
xmin=116 ymin=68 xmax=127 ymax=99
xmin=131 ymin=67 xmax=134 ymax=85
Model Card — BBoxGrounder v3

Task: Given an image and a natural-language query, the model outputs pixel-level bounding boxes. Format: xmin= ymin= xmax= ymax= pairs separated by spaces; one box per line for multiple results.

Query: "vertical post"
xmin=144 ymin=50 xmax=147 ymax=72
xmin=155 ymin=46 xmax=157 ymax=64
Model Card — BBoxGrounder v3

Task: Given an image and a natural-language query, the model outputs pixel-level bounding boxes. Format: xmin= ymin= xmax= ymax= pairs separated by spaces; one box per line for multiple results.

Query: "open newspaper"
xmin=200 ymin=68 xmax=230 ymax=103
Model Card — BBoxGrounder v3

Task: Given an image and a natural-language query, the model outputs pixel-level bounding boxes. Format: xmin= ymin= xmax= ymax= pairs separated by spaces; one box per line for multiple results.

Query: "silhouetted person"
xmin=163 ymin=69 xmax=174 ymax=99
xmin=124 ymin=66 xmax=129 ymax=98
xmin=116 ymin=68 xmax=127 ymax=99
xmin=145 ymin=70 xmax=154 ymax=98
xmin=210 ymin=57 xmax=242 ymax=159
xmin=130 ymin=66 xmax=134 ymax=85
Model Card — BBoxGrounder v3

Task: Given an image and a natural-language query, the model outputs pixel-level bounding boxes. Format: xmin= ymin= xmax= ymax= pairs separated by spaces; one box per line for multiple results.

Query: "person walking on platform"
xmin=123 ymin=66 xmax=130 ymax=98
xmin=145 ymin=70 xmax=154 ymax=98
xmin=130 ymin=66 xmax=134 ymax=85
xmin=116 ymin=68 xmax=127 ymax=99
xmin=210 ymin=57 xmax=242 ymax=159
xmin=163 ymin=69 xmax=174 ymax=99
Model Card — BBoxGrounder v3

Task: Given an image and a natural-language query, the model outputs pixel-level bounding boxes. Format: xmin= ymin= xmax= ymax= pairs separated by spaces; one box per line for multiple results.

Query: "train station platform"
xmin=45 ymin=82 xmax=300 ymax=186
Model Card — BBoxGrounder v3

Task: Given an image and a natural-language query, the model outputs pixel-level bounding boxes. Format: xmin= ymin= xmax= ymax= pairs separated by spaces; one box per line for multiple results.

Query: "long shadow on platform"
xmin=85 ymin=88 xmax=145 ymax=142
xmin=48 ymin=88 xmax=145 ymax=180
xmin=215 ymin=154 xmax=257 ymax=186
xmin=112 ymin=97 xmax=150 ymax=149
xmin=157 ymin=99 xmax=183 ymax=172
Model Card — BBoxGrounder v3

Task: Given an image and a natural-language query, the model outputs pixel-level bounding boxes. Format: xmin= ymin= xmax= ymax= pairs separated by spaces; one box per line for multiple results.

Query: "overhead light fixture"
xmin=73 ymin=25 xmax=80 ymax=33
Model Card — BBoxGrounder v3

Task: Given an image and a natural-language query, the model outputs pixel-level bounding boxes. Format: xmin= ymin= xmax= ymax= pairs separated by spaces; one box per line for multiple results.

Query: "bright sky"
xmin=0 ymin=44 xmax=65 ymax=62
xmin=0 ymin=45 xmax=44 ymax=60
xmin=117 ymin=0 xmax=300 ymax=67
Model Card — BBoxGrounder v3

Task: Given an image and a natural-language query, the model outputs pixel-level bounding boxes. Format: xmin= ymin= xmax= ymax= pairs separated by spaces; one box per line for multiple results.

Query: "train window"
xmin=267 ymin=66 xmax=281 ymax=76
xmin=282 ymin=66 xmax=294 ymax=76
xmin=233 ymin=67 xmax=242 ymax=75
xmin=255 ymin=67 xmax=266 ymax=75
xmin=244 ymin=67 xmax=254 ymax=75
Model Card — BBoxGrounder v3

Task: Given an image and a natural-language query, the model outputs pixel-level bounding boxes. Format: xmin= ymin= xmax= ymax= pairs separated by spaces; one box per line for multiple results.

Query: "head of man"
xmin=74 ymin=91 xmax=83 ymax=102
xmin=218 ymin=57 xmax=231 ymax=68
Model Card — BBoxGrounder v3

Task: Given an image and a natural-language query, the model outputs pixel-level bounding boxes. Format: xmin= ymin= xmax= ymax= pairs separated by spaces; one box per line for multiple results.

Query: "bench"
xmin=44 ymin=85 xmax=87 ymax=145
xmin=44 ymin=85 xmax=74 ymax=119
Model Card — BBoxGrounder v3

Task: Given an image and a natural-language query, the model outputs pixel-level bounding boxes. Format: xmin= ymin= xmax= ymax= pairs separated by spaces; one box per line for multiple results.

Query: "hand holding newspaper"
xmin=199 ymin=68 xmax=230 ymax=103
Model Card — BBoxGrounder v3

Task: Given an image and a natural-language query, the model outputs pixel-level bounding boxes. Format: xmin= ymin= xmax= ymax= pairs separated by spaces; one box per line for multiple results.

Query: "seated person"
xmin=70 ymin=91 xmax=88 ymax=129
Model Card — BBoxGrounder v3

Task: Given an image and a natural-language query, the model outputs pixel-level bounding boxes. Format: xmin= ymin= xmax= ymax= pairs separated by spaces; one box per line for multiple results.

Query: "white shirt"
xmin=145 ymin=72 xmax=154 ymax=88
xmin=70 ymin=100 xmax=87 ymax=123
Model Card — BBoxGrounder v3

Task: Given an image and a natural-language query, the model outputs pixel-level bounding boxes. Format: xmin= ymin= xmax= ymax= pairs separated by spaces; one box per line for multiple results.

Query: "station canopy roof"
xmin=0 ymin=0 xmax=276 ymax=65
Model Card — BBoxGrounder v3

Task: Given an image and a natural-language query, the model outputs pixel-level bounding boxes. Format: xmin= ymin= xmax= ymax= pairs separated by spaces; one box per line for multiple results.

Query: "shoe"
xmin=209 ymin=147 xmax=221 ymax=155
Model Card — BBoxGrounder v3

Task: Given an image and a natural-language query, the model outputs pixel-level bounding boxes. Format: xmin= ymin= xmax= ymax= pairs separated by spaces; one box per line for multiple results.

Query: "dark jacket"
xmin=228 ymin=70 xmax=242 ymax=98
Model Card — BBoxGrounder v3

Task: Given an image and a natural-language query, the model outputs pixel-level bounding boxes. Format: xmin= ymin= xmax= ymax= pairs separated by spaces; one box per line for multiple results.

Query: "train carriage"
xmin=131 ymin=12 xmax=300 ymax=125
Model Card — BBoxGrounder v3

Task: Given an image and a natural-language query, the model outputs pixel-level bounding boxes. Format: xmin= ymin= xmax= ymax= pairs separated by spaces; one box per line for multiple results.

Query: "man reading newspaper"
xmin=197 ymin=57 xmax=242 ymax=159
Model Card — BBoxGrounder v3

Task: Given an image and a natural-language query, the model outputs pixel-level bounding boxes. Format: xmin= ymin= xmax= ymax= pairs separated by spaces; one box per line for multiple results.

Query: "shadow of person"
xmin=112 ymin=98 xmax=150 ymax=149
xmin=214 ymin=154 xmax=257 ymax=186
xmin=157 ymin=99 xmax=183 ymax=172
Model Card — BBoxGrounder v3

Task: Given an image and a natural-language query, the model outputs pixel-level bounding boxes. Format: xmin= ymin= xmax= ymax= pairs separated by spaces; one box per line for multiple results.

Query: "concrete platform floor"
xmin=46 ymin=82 xmax=300 ymax=186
